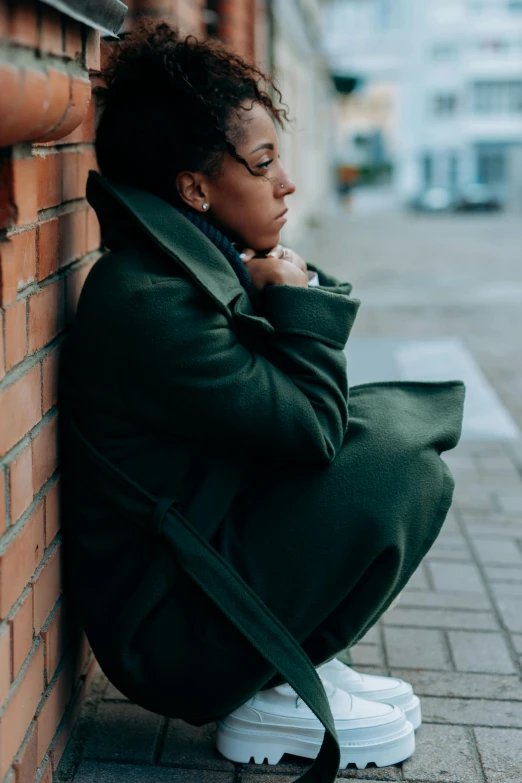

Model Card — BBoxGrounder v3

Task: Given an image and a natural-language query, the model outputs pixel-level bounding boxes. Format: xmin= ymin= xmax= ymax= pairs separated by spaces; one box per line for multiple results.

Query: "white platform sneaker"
xmin=216 ymin=676 xmax=415 ymax=770
xmin=316 ymin=658 xmax=422 ymax=730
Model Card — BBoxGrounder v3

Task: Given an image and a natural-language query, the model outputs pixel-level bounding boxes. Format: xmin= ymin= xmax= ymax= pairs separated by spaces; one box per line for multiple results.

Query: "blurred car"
xmin=409 ymin=187 xmax=457 ymax=212
xmin=454 ymin=184 xmax=502 ymax=212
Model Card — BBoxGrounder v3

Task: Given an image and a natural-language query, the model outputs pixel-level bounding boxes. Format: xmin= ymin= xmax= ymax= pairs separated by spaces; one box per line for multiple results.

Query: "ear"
xmin=176 ymin=171 xmax=210 ymax=212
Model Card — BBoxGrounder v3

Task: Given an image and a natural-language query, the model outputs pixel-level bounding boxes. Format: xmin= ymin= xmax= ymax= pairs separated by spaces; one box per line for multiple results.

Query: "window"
xmin=449 ymin=154 xmax=459 ymax=188
xmin=433 ymin=93 xmax=458 ymax=116
xmin=477 ymin=146 xmax=507 ymax=183
xmin=422 ymin=154 xmax=433 ymax=186
xmin=475 ymin=39 xmax=512 ymax=55
xmin=508 ymin=1 xmax=522 ymax=12
xmin=473 ymin=81 xmax=522 ymax=114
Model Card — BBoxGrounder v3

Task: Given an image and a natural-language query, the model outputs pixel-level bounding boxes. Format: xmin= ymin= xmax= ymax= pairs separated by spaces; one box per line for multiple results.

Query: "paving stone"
xmin=82 ymin=703 xmax=163 ymax=764
xmin=73 ymin=762 xmax=234 ymax=782
xmin=473 ymin=538 xmax=522 ymax=566
xmin=426 ymin=562 xmax=486 ymax=594
xmin=400 ymin=590 xmax=491 ymax=611
xmin=484 ymin=566 xmax=522 ymax=583
xmin=405 ymin=563 xmax=431 ymax=591
xmin=496 ymin=492 xmax=522 ymax=515
xmin=476 ymin=455 xmax=521 ymax=477
xmin=383 ymin=627 xmax=452 ymax=670
xmin=447 ymin=631 xmax=516 ymax=674
xmin=391 ymin=670 xmax=522 ymax=700
xmin=358 ymin=626 xmax=380 ymax=645
xmin=466 ymin=523 xmax=522 ymax=540
xmin=338 ymin=768 xmax=401 ymax=780
xmin=160 ymin=720 xmax=234 ymax=771
xmin=422 ymin=697 xmax=522 ymax=727
xmin=382 ymin=608 xmax=497 ymax=631
xmin=495 ymin=596 xmax=522 ymax=632
xmin=349 ymin=643 xmax=384 ymax=667
xmin=474 ymin=727 xmax=522 ymax=783
xmin=511 ymin=634 xmax=522 ymax=654
xmin=402 ymin=724 xmax=480 ymax=782
xmin=490 ymin=581 xmax=522 ymax=597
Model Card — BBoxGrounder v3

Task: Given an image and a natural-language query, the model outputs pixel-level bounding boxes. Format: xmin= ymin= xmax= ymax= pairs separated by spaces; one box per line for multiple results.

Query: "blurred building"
xmin=322 ymin=0 xmax=522 ymax=207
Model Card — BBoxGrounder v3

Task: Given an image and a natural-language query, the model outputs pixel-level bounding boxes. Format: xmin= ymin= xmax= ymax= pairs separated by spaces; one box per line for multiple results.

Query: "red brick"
xmin=0 ymin=64 xmax=24 ymax=148
xmin=65 ymin=20 xmax=82 ymax=61
xmin=0 ymin=310 xmax=5 ymax=380
xmin=28 ymin=280 xmax=65 ymax=353
xmin=44 ymin=480 xmax=60 ymax=547
xmin=11 ymin=157 xmax=38 ymax=226
xmin=59 ymin=209 xmax=87 ymax=268
xmin=0 ymin=627 xmax=10 ymax=707
xmin=85 ymin=29 xmax=101 ymax=71
xmin=0 ymin=472 xmax=6 ymax=535
xmin=42 ymin=347 xmax=60 ymax=415
xmin=9 ymin=590 xmax=34 ymax=680
xmin=41 ymin=603 xmax=63 ymax=683
xmin=13 ymin=720 xmax=38 ymax=783
xmin=50 ymin=657 xmax=97 ymax=772
xmin=36 ymin=152 xmax=62 ymax=212
xmin=61 ymin=149 xmax=81 ymax=202
xmin=0 ymin=228 xmax=37 ymax=306
xmin=38 ymin=77 xmax=91 ymax=144
xmin=40 ymin=760 xmax=53 ymax=783
xmin=39 ymin=6 xmax=63 ymax=56
xmin=37 ymin=217 xmax=60 ymax=281
xmin=0 ymin=501 xmax=44 ymax=619
xmin=8 ymin=444 xmax=33 ymax=524
xmin=0 ymin=645 xmax=44 ymax=781
xmin=31 ymin=417 xmax=58 ymax=495
xmin=86 ymin=206 xmax=100 ymax=254
xmin=33 ymin=544 xmax=62 ymax=635
xmin=4 ymin=299 xmax=27 ymax=371
xmin=1 ymin=67 xmax=49 ymax=147
xmin=10 ymin=0 xmax=38 ymax=47
xmin=34 ymin=68 xmax=71 ymax=141
xmin=57 ymin=91 xmax=96 ymax=145
xmin=0 ymin=365 xmax=41 ymax=457
xmin=36 ymin=649 xmax=73 ymax=766
xmin=65 ymin=260 xmax=94 ymax=322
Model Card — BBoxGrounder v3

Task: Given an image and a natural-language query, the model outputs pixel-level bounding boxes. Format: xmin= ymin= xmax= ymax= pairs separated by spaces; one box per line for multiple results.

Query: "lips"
xmin=275 ymin=208 xmax=288 ymax=220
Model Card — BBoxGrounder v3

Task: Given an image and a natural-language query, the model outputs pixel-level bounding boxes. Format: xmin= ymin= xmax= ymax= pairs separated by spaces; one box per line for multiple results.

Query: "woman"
xmin=58 ymin=22 xmax=465 ymax=782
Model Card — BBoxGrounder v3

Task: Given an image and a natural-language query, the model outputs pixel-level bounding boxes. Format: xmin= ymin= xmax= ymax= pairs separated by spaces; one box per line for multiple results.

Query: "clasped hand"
xmin=233 ymin=244 xmax=309 ymax=291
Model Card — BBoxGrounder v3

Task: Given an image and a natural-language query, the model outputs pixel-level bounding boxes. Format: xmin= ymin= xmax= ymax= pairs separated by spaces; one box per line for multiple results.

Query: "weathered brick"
xmin=0 ymin=626 xmax=10 ymax=706
xmin=85 ymin=29 xmax=101 ymax=71
xmin=0 ymin=228 xmax=37 ymax=306
xmin=11 ymin=157 xmax=38 ymax=226
xmin=37 ymin=217 xmax=60 ymax=281
xmin=36 ymin=152 xmax=62 ymax=211
xmin=28 ymin=279 xmax=65 ymax=353
xmin=41 ymin=603 xmax=64 ymax=682
xmin=36 ymin=653 xmax=75 ymax=766
xmin=59 ymin=208 xmax=87 ymax=268
xmin=422 ymin=696 xmax=522 ymax=727
xmin=382 ymin=607 xmax=497 ymax=631
xmin=0 ymin=501 xmax=45 ymax=619
xmin=39 ymin=6 xmax=64 ymax=56
xmin=83 ymin=702 xmax=163 ymax=764
xmin=32 ymin=543 xmax=62 ymax=634
xmin=12 ymin=719 xmax=37 ymax=783
xmin=8 ymin=444 xmax=33 ymax=523
xmin=0 ymin=472 xmax=5 ymax=534
xmin=9 ymin=589 xmax=34 ymax=679
xmin=4 ymin=299 xmax=27 ymax=371
xmin=44 ymin=479 xmax=60 ymax=547
xmin=65 ymin=259 xmax=95 ymax=322
xmin=0 ymin=644 xmax=44 ymax=781
xmin=49 ymin=655 xmax=97 ymax=772
xmin=391 ymin=669 xmax=522 ymax=700
xmin=31 ymin=415 xmax=58 ymax=493
xmin=474 ymin=727 xmax=522 ymax=783
xmin=403 ymin=724 xmax=480 ymax=783
xmin=448 ymin=630 xmax=516 ymax=674
xmin=383 ymin=627 xmax=452 ymax=670
xmin=10 ymin=0 xmax=38 ymax=47
xmin=42 ymin=346 xmax=60 ymax=414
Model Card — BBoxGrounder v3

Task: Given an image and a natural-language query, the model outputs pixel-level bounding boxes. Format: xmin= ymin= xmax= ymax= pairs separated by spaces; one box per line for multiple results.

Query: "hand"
xmin=235 ymin=244 xmax=309 ymax=292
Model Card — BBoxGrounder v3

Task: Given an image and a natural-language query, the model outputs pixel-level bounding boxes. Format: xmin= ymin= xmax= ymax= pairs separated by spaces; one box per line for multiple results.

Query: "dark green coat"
xmin=59 ymin=171 xmax=465 ymax=783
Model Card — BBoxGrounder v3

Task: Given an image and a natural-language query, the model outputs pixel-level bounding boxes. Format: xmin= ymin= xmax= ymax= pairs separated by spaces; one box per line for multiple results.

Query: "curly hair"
xmin=94 ymin=20 xmax=291 ymax=204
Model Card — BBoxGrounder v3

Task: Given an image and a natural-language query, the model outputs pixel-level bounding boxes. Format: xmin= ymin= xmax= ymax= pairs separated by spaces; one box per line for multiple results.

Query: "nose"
xmin=276 ymin=168 xmax=296 ymax=197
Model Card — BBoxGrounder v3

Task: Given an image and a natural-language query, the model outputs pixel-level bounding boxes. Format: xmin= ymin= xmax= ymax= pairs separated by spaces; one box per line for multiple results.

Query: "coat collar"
xmin=86 ymin=170 xmax=248 ymax=313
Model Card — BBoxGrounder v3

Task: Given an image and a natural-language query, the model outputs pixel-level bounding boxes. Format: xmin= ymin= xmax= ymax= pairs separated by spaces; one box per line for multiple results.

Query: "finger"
xmin=267 ymin=244 xmax=284 ymax=258
xmin=238 ymin=248 xmax=256 ymax=262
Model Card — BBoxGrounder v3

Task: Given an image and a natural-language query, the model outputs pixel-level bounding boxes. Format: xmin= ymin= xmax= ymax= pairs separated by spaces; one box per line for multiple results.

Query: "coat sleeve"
xmin=118 ymin=276 xmax=360 ymax=466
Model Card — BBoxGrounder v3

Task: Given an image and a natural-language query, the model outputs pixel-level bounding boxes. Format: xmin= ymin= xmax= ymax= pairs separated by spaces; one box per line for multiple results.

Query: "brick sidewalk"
xmin=54 ymin=437 xmax=522 ymax=783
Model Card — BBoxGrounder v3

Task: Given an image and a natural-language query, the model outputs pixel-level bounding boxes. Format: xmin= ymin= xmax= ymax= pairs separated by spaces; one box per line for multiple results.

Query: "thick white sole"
xmin=404 ymin=695 xmax=422 ymax=731
xmin=216 ymin=719 xmax=415 ymax=770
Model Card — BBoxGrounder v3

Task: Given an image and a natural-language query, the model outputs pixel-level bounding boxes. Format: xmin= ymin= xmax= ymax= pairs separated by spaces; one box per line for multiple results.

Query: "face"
xmin=176 ymin=101 xmax=296 ymax=253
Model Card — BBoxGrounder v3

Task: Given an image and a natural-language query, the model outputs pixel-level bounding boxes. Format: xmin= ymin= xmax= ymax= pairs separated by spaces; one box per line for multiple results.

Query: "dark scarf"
xmin=178 ymin=207 xmax=259 ymax=307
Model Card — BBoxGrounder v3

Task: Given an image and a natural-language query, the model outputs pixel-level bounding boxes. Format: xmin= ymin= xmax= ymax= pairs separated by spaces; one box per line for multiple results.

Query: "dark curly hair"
xmin=95 ymin=20 xmax=291 ymax=205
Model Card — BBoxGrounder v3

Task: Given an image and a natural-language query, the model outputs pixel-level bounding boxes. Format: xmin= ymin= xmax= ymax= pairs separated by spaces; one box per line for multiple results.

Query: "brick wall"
xmin=0 ymin=1 xmax=265 ymax=781
xmin=0 ymin=2 xmax=101 ymax=781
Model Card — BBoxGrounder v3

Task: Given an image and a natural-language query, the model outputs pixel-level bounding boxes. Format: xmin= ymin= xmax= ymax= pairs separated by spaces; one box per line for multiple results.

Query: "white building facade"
xmin=322 ymin=0 xmax=522 ymax=205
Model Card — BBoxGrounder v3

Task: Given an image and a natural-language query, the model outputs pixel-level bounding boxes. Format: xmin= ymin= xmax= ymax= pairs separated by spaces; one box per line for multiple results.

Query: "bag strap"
xmin=62 ymin=410 xmax=341 ymax=783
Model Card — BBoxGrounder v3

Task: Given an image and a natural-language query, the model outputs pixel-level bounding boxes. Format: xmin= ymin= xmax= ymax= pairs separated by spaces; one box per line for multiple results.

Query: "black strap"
xmin=62 ymin=410 xmax=341 ymax=782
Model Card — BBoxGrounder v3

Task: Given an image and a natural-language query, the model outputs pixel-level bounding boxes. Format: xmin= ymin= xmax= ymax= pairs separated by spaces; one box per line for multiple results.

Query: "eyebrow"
xmin=249 ymin=142 xmax=274 ymax=154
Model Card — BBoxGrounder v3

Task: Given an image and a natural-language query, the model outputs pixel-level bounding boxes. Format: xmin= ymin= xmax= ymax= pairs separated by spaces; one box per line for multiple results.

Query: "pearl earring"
xmin=202 ymin=202 xmax=209 ymax=210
